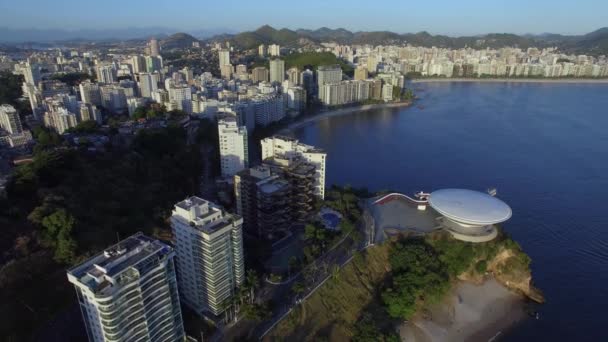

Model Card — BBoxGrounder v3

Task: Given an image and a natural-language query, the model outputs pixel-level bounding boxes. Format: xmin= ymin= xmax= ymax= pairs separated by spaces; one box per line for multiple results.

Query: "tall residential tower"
xmin=171 ymin=197 xmax=245 ymax=317
xmin=67 ymin=233 xmax=185 ymax=342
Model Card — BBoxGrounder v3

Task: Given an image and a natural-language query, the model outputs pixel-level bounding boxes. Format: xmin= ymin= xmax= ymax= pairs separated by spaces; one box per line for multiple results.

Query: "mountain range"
xmin=212 ymin=25 xmax=608 ymax=55
xmin=1 ymin=25 xmax=607 ymax=56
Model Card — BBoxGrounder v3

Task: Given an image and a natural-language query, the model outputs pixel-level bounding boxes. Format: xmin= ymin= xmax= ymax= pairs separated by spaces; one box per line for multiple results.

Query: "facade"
xmin=139 ymin=72 xmax=158 ymax=99
xmin=149 ymin=38 xmax=160 ymax=57
xmin=317 ymin=65 xmax=342 ymax=103
xmin=248 ymin=94 xmax=285 ymax=127
xmin=268 ymin=44 xmax=280 ymax=57
xmin=79 ymin=81 xmax=102 ymax=106
xmin=95 ymin=64 xmax=116 ymax=84
xmin=168 ymin=85 xmax=192 ymax=114
xmin=319 ymin=80 xmax=373 ymax=106
xmin=234 ymin=166 xmax=291 ymax=238
xmin=286 ymin=86 xmax=306 ymax=113
xmin=219 ymin=49 xmax=230 ymax=69
xmin=0 ymin=104 xmax=23 ymax=135
xmin=43 ymin=107 xmax=78 ymax=134
xmin=251 ymin=67 xmax=269 ymax=83
xmin=67 ymin=233 xmax=185 ymax=342
xmin=354 ymin=67 xmax=369 ymax=80
xmin=261 ymin=135 xmax=326 ymax=199
xmin=170 ymin=197 xmax=245 ymax=317
xmin=269 ymin=59 xmax=285 ymax=84
xmin=258 ymin=44 xmax=266 ymax=57
xmin=218 ymin=116 xmax=249 ymax=178
xmin=287 ymin=67 xmax=300 ymax=85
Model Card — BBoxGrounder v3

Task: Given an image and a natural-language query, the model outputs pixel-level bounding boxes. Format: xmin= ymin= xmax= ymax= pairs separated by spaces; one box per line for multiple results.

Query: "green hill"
xmin=283 ymin=52 xmax=353 ymax=76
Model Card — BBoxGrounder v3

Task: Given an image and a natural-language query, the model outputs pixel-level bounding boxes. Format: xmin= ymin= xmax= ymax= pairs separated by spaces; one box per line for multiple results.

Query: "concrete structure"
xmin=268 ymin=44 xmax=280 ymax=57
xmin=218 ymin=116 xmax=248 ymax=178
xmin=170 ymin=197 xmax=245 ymax=317
xmin=95 ymin=64 xmax=116 ymax=84
xmin=428 ymin=189 xmax=511 ymax=242
xmin=219 ymin=49 xmax=230 ymax=69
xmin=234 ymin=166 xmax=291 ymax=238
xmin=286 ymin=86 xmax=306 ymax=113
xmin=67 ymin=233 xmax=185 ymax=342
xmin=0 ymin=104 xmax=23 ymax=135
xmin=251 ymin=67 xmax=269 ymax=83
xmin=168 ymin=84 xmax=192 ymax=114
xmin=79 ymin=81 xmax=102 ymax=106
xmin=354 ymin=67 xmax=369 ymax=80
xmin=149 ymin=38 xmax=160 ymax=57
xmin=317 ymin=65 xmax=342 ymax=103
xmin=261 ymin=135 xmax=326 ymax=199
xmin=138 ymin=72 xmax=158 ymax=99
xmin=269 ymin=59 xmax=285 ymax=84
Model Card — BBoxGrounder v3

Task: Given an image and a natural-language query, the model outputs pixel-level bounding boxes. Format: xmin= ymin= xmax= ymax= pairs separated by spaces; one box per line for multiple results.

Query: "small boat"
xmin=417 ymin=105 xmax=425 ymax=110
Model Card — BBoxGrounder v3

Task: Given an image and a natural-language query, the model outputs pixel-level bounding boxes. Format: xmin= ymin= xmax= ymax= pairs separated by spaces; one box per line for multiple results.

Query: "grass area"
xmin=266 ymin=243 xmax=392 ymax=341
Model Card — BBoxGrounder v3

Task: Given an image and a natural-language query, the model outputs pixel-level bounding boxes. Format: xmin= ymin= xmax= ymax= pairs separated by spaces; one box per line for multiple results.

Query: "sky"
xmin=0 ymin=0 xmax=606 ymax=36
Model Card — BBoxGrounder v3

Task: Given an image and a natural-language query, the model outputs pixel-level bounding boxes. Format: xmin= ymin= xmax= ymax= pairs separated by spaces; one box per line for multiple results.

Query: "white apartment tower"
xmin=269 ymin=59 xmax=285 ymax=84
xmin=0 ymin=104 xmax=23 ymax=135
xmin=218 ymin=116 xmax=249 ymax=178
xmin=219 ymin=49 xmax=230 ymax=69
xmin=268 ymin=44 xmax=281 ymax=56
xmin=171 ymin=196 xmax=245 ymax=317
xmin=67 ymin=233 xmax=185 ymax=342
xmin=261 ymin=135 xmax=327 ymax=198
xmin=139 ymin=72 xmax=158 ymax=99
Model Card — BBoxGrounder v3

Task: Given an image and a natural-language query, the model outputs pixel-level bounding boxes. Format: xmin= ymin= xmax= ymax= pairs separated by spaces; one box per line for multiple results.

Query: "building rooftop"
xmin=67 ymin=233 xmax=171 ymax=295
xmin=173 ymin=196 xmax=240 ymax=234
xmin=428 ymin=189 xmax=512 ymax=226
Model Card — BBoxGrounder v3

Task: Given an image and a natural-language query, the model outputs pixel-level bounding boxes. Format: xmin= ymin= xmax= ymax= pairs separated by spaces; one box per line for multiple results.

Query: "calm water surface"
xmin=292 ymin=82 xmax=608 ymax=341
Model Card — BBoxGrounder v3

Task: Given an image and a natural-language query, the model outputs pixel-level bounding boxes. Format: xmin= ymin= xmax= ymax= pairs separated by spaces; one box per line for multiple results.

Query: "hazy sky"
xmin=0 ymin=0 xmax=606 ymax=35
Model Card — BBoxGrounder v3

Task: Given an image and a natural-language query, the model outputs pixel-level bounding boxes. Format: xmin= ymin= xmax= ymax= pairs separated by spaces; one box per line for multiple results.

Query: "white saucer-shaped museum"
xmin=428 ymin=189 xmax=512 ymax=243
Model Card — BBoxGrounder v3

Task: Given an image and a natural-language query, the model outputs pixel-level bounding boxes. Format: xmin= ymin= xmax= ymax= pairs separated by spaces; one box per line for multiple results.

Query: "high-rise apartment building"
xmin=67 ymin=233 xmax=185 ymax=342
xmin=171 ymin=197 xmax=245 ymax=317
xmin=79 ymin=81 xmax=102 ymax=106
xmin=268 ymin=44 xmax=281 ymax=57
xmin=168 ymin=84 xmax=192 ymax=114
xmin=218 ymin=116 xmax=248 ymax=178
xmin=234 ymin=166 xmax=291 ymax=239
xmin=0 ymin=104 xmax=23 ymax=135
xmin=219 ymin=49 xmax=230 ymax=69
xmin=251 ymin=67 xmax=269 ymax=83
xmin=269 ymin=59 xmax=285 ymax=84
xmin=287 ymin=67 xmax=300 ymax=85
xmin=95 ymin=64 xmax=116 ymax=84
xmin=139 ymin=72 xmax=158 ymax=99
xmin=354 ymin=66 xmax=369 ymax=80
xmin=286 ymin=86 xmax=306 ymax=112
xmin=317 ymin=65 xmax=342 ymax=102
xmin=149 ymin=38 xmax=160 ymax=57
xmin=258 ymin=44 xmax=266 ymax=57
xmin=261 ymin=135 xmax=326 ymax=199
xmin=131 ymin=55 xmax=147 ymax=73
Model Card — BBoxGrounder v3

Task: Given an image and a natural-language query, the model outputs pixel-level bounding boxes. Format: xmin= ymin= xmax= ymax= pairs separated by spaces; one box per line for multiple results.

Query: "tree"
xmin=291 ymin=281 xmax=305 ymax=295
xmin=246 ymin=269 xmax=259 ymax=304
xmin=40 ymin=209 xmax=77 ymax=263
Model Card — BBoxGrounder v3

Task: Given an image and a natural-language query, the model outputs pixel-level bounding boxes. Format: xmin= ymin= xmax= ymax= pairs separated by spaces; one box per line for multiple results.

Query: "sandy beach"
xmin=412 ymin=78 xmax=608 ymax=84
xmin=280 ymin=102 xmax=412 ymax=132
xmin=399 ymin=279 xmax=526 ymax=342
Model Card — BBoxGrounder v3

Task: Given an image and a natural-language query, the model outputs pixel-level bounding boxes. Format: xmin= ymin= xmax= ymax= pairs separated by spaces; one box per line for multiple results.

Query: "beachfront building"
xmin=67 ymin=233 xmax=185 ymax=342
xmin=261 ymin=135 xmax=326 ymax=199
xmin=170 ymin=196 xmax=245 ymax=317
xmin=218 ymin=116 xmax=249 ymax=178
xmin=234 ymin=166 xmax=292 ymax=239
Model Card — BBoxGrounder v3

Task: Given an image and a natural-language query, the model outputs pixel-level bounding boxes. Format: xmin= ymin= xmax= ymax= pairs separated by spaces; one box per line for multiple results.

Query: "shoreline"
xmin=411 ymin=77 xmax=608 ymax=84
xmin=399 ymin=278 xmax=527 ymax=342
xmin=281 ymin=101 xmax=412 ymax=132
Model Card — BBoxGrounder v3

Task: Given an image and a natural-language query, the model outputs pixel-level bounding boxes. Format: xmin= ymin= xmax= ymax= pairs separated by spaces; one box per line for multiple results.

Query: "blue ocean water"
xmin=292 ymin=81 xmax=608 ymax=341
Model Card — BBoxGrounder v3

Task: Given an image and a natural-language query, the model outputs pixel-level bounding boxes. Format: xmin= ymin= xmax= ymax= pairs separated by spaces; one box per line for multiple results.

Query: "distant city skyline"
xmin=0 ymin=0 xmax=606 ymax=36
